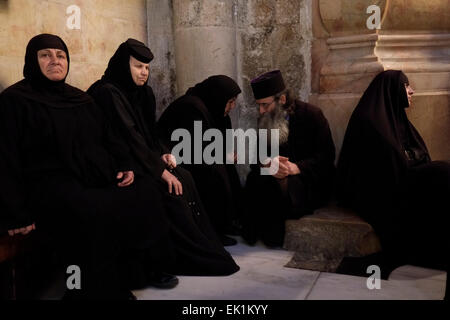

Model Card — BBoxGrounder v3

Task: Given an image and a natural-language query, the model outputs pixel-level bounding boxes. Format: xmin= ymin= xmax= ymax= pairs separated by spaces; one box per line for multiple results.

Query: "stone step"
xmin=283 ymin=206 xmax=381 ymax=272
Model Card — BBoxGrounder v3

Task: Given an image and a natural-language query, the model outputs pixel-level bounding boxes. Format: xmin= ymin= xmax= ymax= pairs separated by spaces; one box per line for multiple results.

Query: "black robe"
xmin=0 ymin=34 xmax=175 ymax=299
xmin=157 ymin=76 xmax=244 ymax=237
xmin=242 ymin=100 xmax=336 ymax=247
xmin=87 ymin=45 xmax=239 ymax=276
xmin=336 ymin=70 xmax=449 ymax=271
xmin=0 ymin=80 xmax=175 ymax=298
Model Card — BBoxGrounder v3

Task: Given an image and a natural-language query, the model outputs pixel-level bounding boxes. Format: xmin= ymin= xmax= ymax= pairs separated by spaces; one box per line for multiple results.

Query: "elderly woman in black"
xmin=0 ymin=34 xmax=179 ymax=300
xmin=87 ymin=39 xmax=239 ymax=276
xmin=336 ymin=70 xmax=449 ymax=286
xmin=157 ymin=75 xmax=244 ymax=246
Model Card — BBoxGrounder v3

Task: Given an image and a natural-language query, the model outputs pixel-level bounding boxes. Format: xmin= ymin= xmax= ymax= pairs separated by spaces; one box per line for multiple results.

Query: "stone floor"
xmin=132 ymin=236 xmax=447 ymax=300
xmin=40 ymin=235 xmax=446 ymax=300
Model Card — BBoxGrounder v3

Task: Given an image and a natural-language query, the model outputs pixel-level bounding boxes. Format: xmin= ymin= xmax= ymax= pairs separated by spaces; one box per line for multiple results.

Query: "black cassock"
xmin=242 ymin=100 xmax=336 ymax=247
xmin=157 ymin=76 xmax=244 ymax=239
xmin=0 ymin=79 xmax=175 ymax=299
xmin=336 ymin=70 xmax=449 ymax=274
xmin=87 ymin=49 xmax=239 ymax=276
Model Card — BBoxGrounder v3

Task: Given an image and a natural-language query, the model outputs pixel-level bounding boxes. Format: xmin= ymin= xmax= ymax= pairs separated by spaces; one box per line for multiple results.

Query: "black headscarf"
xmin=102 ymin=38 xmax=153 ymax=94
xmin=99 ymin=38 xmax=156 ymax=139
xmin=185 ymin=75 xmax=241 ymax=130
xmin=336 ymin=70 xmax=430 ymax=212
xmin=87 ymin=38 xmax=165 ymax=176
xmin=8 ymin=33 xmax=91 ymax=108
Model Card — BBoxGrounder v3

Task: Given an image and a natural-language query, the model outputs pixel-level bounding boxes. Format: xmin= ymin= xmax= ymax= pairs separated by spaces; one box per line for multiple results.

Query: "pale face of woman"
xmin=405 ymin=83 xmax=415 ymax=106
xmin=37 ymin=48 xmax=68 ymax=81
xmin=129 ymin=56 xmax=149 ymax=86
xmin=224 ymin=97 xmax=237 ymax=116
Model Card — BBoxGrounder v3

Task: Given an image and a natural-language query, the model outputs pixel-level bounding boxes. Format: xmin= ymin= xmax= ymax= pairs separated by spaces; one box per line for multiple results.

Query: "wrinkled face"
xmin=37 ymin=48 xmax=68 ymax=81
xmin=224 ymin=96 xmax=237 ymax=116
xmin=405 ymin=84 xmax=414 ymax=106
xmin=256 ymin=96 xmax=277 ymax=115
xmin=129 ymin=56 xmax=149 ymax=86
xmin=256 ymin=93 xmax=287 ymax=115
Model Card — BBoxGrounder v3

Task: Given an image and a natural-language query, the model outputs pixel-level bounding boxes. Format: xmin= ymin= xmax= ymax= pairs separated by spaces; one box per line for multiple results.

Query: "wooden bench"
xmin=283 ymin=205 xmax=381 ymax=272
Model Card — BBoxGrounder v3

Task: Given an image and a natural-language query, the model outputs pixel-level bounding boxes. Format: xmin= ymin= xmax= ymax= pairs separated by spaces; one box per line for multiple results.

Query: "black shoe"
xmin=240 ymin=223 xmax=257 ymax=246
xmin=220 ymin=235 xmax=237 ymax=246
xmin=147 ymin=272 xmax=179 ymax=289
xmin=336 ymin=252 xmax=403 ymax=280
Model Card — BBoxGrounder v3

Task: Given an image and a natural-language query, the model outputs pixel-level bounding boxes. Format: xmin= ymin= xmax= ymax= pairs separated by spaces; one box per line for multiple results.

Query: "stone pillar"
xmin=171 ymin=0 xmax=237 ymax=95
xmin=312 ymin=0 xmax=450 ymax=161
xmin=148 ymin=1 xmax=313 ymax=182
xmin=236 ymin=0 xmax=312 ymax=132
xmin=147 ymin=0 xmax=177 ymax=117
xmin=234 ymin=0 xmax=312 ymax=180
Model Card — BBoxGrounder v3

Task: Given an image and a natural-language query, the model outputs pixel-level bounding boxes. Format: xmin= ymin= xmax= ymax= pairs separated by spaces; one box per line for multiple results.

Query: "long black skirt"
xmin=156 ymin=167 xmax=240 ymax=276
xmin=29 ymin=174 xmax=175 ymax=298
xmin=362 ymin=161 xmax=450 ymax=270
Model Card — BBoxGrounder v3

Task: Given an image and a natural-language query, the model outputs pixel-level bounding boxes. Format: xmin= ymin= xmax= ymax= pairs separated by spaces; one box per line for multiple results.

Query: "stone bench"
xmin=283 ymin=205 xmax=381 ymax=273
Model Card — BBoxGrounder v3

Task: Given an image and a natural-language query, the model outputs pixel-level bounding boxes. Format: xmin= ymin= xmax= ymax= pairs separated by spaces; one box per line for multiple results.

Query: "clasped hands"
xmin=265 ymin=156 xmax=300 ymax=179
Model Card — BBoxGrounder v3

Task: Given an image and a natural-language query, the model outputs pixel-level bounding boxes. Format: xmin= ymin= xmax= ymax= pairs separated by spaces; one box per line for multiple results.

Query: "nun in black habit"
xmin=87 ymin=39 xmax=239 ymax=276
xmin=0 ymin=34 xmax=178 ymax=299
xmin=336 ymin=70 xmax=450 ymax=281
xmin=157 ymin=75 xmax=244 ymax=246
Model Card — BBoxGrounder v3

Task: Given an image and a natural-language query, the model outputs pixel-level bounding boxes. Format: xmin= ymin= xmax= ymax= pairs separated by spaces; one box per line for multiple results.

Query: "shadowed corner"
xmin=0 ymin=0 xmax=9 ymax=11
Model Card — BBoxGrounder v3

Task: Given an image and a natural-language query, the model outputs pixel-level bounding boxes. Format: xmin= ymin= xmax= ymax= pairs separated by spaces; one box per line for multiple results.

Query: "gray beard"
xmin=257 ymin=102 xmax=290 ymax=146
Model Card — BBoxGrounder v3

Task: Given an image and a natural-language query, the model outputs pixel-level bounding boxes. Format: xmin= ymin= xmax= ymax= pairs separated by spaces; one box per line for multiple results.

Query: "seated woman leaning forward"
xmin=335 ymin=70 xmax=450 ymax=280
xmin=87 ymin=39 xmax=239 ymax=276
xmin=157 ymin=75 xmax=245 ymax=247
xmin=0 ymin=34 xmax=182 ymax=300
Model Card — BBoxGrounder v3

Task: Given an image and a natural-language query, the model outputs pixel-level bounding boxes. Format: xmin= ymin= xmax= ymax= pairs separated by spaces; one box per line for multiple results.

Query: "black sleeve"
xmin=144 ymin=86 xmax=170 ymax=155
xmin=90 ymin=85 xmax=166 ymax=178
xmin=88 ymin=86 xmax=135 ymax=172
xmin=295 ymin=109 xmax=336 ymax=181
xmin=157 ymin=99 xmax=207 ymax=159
xmin=0 ymin=95 xmax=34 ymax=233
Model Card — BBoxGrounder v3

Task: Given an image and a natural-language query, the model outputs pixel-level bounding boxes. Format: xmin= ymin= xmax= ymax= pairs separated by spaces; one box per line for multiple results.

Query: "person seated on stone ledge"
xmin=0 ymin=34 xmax=179 ymax=300
xmin=157 ymin=75 xmax=244 ymax=247
xmin=87 ymin=39 xmax=239 ymax=277
xmin=241 ymin=70 xmax=336 ymax=248
xmin=335 ymin=70 xmax=450 ymax=282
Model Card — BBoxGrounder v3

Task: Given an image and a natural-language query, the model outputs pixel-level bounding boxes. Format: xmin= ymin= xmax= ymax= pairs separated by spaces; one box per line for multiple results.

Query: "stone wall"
xmin=147 ymin=0 xmax=313 ymax=181
xmin=3 ymin=0 xmax=446 ymax=165
xmin=0 ymin=0 xmax=147 ymax=91
xmin=312 ymin=0 xmax=450 ymax=161
xmin=147 ymin=0 xmax=312 ymax=125
xmin=237 ymin=0 xmax=312 ymax=135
